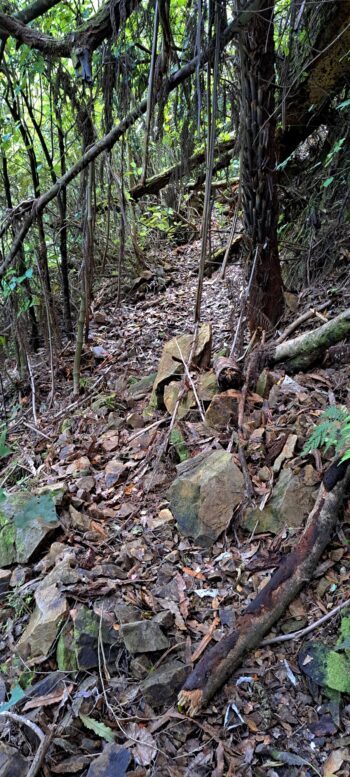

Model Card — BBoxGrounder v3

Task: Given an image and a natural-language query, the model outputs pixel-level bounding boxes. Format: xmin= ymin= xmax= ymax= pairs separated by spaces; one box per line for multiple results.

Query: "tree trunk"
xmin=239 ymin=0 xmax=284 ymax=328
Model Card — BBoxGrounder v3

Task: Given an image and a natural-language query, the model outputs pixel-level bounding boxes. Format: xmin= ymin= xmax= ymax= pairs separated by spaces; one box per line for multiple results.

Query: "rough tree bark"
xmin=271 ymin=308 xmax=350 ymax=371
xmin=239 ymin=0 xmax=284 ymax=328
xmin=279 ymin=0 xmax=350 ymax=159
xmin=178 ymin=470 xmax=350 ymax=716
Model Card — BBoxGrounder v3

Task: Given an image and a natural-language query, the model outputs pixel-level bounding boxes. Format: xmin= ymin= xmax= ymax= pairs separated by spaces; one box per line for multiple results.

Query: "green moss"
xmin=326 ymin=650 xmax=350 ymax=693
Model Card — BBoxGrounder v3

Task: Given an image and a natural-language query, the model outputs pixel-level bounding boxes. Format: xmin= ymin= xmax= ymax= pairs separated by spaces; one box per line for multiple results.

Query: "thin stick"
xmin=26 ymin=354 xmax=37 ymax=426
xmin=22 ymin=421 xmax=53 ymax=440
xmin=262 ymin=596 xmax=350 ymax=646
xmin=220 ymin=203 xmax=239 ymax=280
xmin=175 ymin=339 xmax=206 ymax=422
xmin=230 ymin=245 xmax=259 ymax=359
xmin=0 ymin=711 xmax=49 ymax=777
xmin=275 ymin=302 xmax=328 ymax=345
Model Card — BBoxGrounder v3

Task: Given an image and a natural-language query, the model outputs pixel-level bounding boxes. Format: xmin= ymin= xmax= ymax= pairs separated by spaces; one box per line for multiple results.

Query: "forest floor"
xmin=1 ymin=232 xmax=350 ymax=777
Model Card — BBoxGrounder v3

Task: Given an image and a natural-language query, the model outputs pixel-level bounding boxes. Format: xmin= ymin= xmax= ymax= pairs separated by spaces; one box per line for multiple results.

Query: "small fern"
xmin=302 ymin=405 xmax=350 ymax=461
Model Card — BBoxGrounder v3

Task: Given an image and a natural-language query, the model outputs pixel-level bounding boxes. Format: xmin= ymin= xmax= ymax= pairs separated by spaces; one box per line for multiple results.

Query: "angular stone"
xmin=205 ymin=390 xmax=263 ymax=431
xmin=16 ymin=583 xmax=67 ymax=661
xmin=152 ymin=324 xmax=212 ymax=407
xmin=163 ymin=381 xmax=195 ymax=419
xmin=0 ymin=569 xmax=11 ymax=599
xmin=168 ymin=450 xmax=244 ymax=546
xmin=120 ymin=620 xmax=169 ymax=654
xmin=115 ymin=603 xmax=141 ymax=624
xmin=0 ymin=491 xmax=59 ymax=567
xmin=205 ymin=391 xmax=239 ymax=430
xmin=141 ymin=661 xmax=189 ymax=707
xmin=86 ymin=745 xmax=131 ymax=777
xmin=0 ymin=743 xmax=28 ymax=776
xmin=197 ymin=371 xmax=219 ymax=401
xmin=244 ymin=467 xmax=317 ymax=534
xmin=73 ymin=606 xmax=99 ymax=670
xmin=128 ymin=372 xmax=157 ymax=398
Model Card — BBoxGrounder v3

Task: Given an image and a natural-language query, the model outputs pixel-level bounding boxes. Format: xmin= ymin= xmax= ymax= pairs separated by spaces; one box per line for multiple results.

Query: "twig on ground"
xmin=275 ymin=302 xmax=329 ymax=345
xmin=0 ymin=711 xmax=50 ymax=777
xmin=262 ymin=595 xmax=350 ymax=646
xmin=22 ymin=421 xmax=53 ymax=440
xmin=175 ymin=337 xmax=206 ymax=422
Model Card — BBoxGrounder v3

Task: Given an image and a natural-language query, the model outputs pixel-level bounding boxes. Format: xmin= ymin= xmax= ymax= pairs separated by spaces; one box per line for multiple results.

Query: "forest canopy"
xmin=0 ymin=0 xmax=350 ymax=388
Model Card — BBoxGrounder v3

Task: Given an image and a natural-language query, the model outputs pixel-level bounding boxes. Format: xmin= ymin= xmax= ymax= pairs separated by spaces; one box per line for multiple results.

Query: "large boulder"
xmin=168 ymin=450 xmax=244 ymax=546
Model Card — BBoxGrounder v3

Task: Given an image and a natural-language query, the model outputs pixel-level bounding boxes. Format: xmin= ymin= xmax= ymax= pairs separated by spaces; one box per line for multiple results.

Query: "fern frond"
xmin=302 ymin=420 xmax=336 ymax=455
xmin=302 ymin=405 xmax=350 ymax=458
xmin=322 ymin=405 xmax=349 ymax=423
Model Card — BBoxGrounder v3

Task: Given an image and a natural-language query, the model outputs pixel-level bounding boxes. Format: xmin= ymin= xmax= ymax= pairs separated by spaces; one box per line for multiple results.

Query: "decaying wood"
xmin=214 ymin=356 xmax=243 ymax=390
xmin=204 ymin=234 xmax=243 ymax=275
xmin=178 ymin=469 xmax=350 ymax=716
xmin=272 ymin=307 xmax=350 ymax=371
xmin=130 ymin=136 xmax=236 ymax=200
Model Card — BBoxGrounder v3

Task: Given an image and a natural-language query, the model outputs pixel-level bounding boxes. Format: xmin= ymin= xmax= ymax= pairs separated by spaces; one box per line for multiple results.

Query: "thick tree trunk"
xmin=239 ymin=0 xmax=284 ymax=328
xmin=279 ymin=0 xmax=350 ymax=160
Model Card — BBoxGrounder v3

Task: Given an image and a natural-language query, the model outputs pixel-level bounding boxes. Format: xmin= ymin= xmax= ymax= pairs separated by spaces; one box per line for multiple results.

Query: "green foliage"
xmin=299 ymin=615 xmax=350 ymax=696
xmin=79 ymin=713 xmax=115 ymax=743
xmin=302 ymin=405 xmax=350 ymax=462
xmin=325 ymin=137 xmax=345 ymax=167
xmin=0 ymin=428 xmax=12 ymax=460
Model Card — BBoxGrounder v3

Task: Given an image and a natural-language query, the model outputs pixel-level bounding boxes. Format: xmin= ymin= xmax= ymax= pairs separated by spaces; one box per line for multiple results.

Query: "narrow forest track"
xmin=2 ymin=240 xmax=350 ymax=776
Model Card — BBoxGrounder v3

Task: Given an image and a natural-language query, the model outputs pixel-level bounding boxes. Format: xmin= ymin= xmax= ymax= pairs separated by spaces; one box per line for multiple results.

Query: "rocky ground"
xmin=1 ymin=236 xmax=350 ymax=776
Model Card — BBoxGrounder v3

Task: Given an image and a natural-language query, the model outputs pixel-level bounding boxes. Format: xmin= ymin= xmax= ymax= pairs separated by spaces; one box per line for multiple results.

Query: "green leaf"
xmin=336 ymin=98 xmax=350 ymax=111
xmin=267 ymin=749 xmax=321 ymax=775
xmin=0 ymin=430 xmax=12 ymax=459
xmin=79 ymin=713 xmax=115 ymax=743
xmin=323 ymin=176 xmax=334 ymax=188
xmin=0 ymin=684 xmax=25 ymax=713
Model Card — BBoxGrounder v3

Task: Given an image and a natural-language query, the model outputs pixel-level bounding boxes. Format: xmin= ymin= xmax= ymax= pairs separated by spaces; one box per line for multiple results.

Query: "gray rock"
xmin=16 ymin=582 xmax=67 ymax=661
xmin=86 ymin=745 xmax=131 ymax=777
xmin=168 ymin=450 xmax=244 ymax=546
xmin=114 ymin=603 xmax=141 ymax=623
xmin=120 ymin=620 xmax=169 ymax=654
xmin=244 ymin=467 xmax=317 ymax=534
xmin=141 ymin=661 xmax=189 ymax=707
xmin=0 ymin=743 xmax=28 ymax=776
xmin=0 ymin=491 xmax=59 ymax=566
xmin=152 ymin=324 xmax=212 ymax=407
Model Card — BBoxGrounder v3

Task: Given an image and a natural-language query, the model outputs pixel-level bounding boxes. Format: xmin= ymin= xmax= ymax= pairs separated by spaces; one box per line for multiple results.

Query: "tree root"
xmin=178 ymin=468 xmax=350 ymax=716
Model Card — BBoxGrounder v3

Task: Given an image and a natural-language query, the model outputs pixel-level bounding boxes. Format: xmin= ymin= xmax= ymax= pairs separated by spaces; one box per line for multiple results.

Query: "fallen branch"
xmin=0 ymin=711 xmax=50 ymax=777
xmin=178 ymin=466 xmax=350 ymax=716
xmin=262 ymin=595 xmax=350 ymax=646
xmin=129 ymin=135 xmax=236 ymax=200
xmin=272 ymin=307 xmax=350 ymax=371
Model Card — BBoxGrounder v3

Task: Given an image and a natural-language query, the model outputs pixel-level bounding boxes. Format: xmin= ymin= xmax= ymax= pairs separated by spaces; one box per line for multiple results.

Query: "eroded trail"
xmin=1 ymin=241 xmax=350 ymax=776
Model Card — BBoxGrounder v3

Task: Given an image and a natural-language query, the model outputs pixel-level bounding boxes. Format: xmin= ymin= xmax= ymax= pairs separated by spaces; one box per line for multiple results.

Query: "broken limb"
xmin=272 ymin=307 xmax=350 ymax=371
xmin=129 ymin=135 xmax=236 ymax=200
xmin=178 ymin=470 xmax=350 ymax=716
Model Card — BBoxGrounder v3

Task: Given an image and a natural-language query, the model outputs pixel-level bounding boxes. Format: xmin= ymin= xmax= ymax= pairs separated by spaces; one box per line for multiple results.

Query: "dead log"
xmin=204 ymin=234 xmax=243 ymax=276
xmin=271 ymin=307 xmax=350 ymax=371
xmin=178 ymin=466 xmax=350 ymax=716
xmin=129 ymin=137 xmax=236 ymax=200
xmin=214 ymin=356 xmax=244 ymax=390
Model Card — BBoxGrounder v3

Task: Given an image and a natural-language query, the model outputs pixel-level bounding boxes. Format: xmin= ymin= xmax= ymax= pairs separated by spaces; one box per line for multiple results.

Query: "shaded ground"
xmin=1 ymin=234 xmax=350 ymax=776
